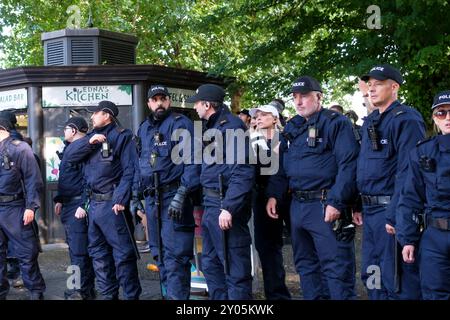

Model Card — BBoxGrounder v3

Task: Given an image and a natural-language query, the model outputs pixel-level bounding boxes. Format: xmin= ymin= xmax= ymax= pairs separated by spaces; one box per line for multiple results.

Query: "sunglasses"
xmin=433 ymin=109 xmax=450 ymax=120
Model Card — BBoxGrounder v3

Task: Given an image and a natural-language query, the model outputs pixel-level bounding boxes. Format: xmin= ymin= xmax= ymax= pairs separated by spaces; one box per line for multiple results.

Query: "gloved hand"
xmin=130 ymin=192 xmax=145 ymax=217
xmin=333 ymin=207 xmax=356 ymax=242
xmin=168 ymin=185 xmax=188 ymax=220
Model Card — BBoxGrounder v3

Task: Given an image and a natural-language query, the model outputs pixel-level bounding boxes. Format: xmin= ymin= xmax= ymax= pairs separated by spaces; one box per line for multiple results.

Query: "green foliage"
xmin=0 ymin=0 xmax=449 ymax=124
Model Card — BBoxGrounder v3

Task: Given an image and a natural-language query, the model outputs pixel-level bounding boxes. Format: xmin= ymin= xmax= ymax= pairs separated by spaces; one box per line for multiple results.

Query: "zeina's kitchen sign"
xmin=42 ymin=85 xmax=132 ymax=107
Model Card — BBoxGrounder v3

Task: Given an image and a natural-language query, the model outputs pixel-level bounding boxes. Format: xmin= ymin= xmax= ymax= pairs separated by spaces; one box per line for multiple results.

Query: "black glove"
xmin=333 ymin=207 xmax=355 ymax=243
xmin=130 ymin=192 xmax=145 ymax=218
xmin=168 ymin=185 xmax=188 ymax=220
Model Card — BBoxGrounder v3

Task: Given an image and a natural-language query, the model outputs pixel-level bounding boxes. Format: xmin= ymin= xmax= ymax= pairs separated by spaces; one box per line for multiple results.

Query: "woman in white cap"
xmin=249 ymin=104 xmax=291 ymax=300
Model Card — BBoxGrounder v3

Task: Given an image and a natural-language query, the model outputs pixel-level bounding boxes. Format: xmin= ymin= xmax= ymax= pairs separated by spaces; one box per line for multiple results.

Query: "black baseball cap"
xmin=0 ymin=110 xmax=17 ymax=125
xmin=186 ymin=84 xmax=225 ymax=103
xmin=291 ymin=76 xmax=323 ymax=94
xmin=65 ymin=117 xmax=88 ymax=133
xmin=148 ymin=85 xmax=170 ymax=99
xmin=238 ymin=109 xmax=250 ymax=117
xmin=361 ymin=64 xmax=404 ymax=85
xmin=87 ymin=100 xmax=119 ymax=117
xmin=432 ymin=90 xmax=450 ymax=109
xmin=0 ymin=118 xmax=13 ymax=132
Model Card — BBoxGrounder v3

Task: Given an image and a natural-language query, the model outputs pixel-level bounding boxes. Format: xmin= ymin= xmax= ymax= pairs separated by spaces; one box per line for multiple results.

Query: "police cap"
xmin=432 ymin=90 xmax=450 ymax=110
xmin=186 ymin=84 xmax=225 ymax=103
xmin=361 ymin=64 xmax=404 ymax=85
xmin=65 ymin=117 xmax=89 ymax=133
xmin=291 ymin=76 xmax=323 ymax=94
xmin=148 ymin=85 xmax=170 ymax=99
xmin=87 ymin=100 xmax=119 ymax=117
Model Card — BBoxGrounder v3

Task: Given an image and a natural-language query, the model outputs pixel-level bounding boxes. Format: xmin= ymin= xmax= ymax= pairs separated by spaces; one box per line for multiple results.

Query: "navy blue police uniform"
xmin=357 ymin=65 xmax=424 ymax=300
xmin=397 ymin=91 xmax=450 ymax=300
xmin=267 ymin=77 xmax=359 ymax=300
xmin=70 ymin=101 xmax=141 ymax=300
xmin=0 ymin=119 xmax=45 ymax=300
xmin=134 ymin=85 xmax=200 ymax=300
xmin=54 ymin=117 xmax=95 ymax=299
xmin=187 ymin=84 xmax=255 ymax=300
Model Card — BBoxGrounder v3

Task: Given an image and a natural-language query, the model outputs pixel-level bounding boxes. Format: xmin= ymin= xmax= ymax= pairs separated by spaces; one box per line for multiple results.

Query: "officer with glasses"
xmin=397 ymin=90 xmax=450 ymax=300
xmin=53 ymin=117 xmax=95 ymax=300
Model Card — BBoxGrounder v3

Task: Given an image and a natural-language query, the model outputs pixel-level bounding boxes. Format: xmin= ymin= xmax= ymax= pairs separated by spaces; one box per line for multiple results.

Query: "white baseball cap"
xmin=249 ymin=105 xmax=279 ymax=118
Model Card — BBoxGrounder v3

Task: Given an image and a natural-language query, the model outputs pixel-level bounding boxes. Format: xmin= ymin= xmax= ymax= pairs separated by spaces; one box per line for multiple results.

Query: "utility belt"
xmin=58 ymin=195 xmax=82 ymax=204
xmin=0 ymin=193 xmax=23 ymax=203
xmin=143 ymin=180 xmax=180 ymax=198
xmin=427 ymin=215 xmax=450 ymax=231
xmin=292 ymin=189 xmax=328 ymax=202
xmin=89 ymin=191 xmax=114 ymax=202
xmin=361 ymin=195 xmax=391 ymax=206
xmin=203 ymin=187 xmax=227 ymax=199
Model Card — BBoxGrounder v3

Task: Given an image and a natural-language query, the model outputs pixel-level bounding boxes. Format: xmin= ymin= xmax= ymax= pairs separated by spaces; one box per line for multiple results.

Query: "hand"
xmin=402 ymin=245 xmax=415 ymax=263
xmin=168 ymin=186 xmax=188 ymax=220
xmin=23 ymin=209 xmax=35 ymax=225
xmin=130 ymin=199 xmax=145 ymax=216
xmin=112 ymin=204 xmax=125 ymax=215
xmin=137 ymin=209 xmax=145 ymax=220
xmin=358 ymin=79 xmax=369 ymax=96
xmin=324 ymin=205 xmax=341 ymax=222
xmin=54 ymin=202 xmax=62 ymax=216
xmin=75 ymin=207 xmax=87 ymax=219
xmin=89 ymin=134 xmax=106 ymax=145
xmin=352 ymin=211 xmax=363 ymax=226
xmin=219 ymin=209 xmax=232 ymax=230
xmin=385 ymin=223 xmax=396 ymax=235
xmin=266 ymin=197 xmax=279 ymax=219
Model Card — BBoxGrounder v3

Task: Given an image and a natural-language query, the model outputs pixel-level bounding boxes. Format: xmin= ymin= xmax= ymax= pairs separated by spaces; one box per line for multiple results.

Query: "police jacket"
xmin=201 ymin=105 xmax=255 ymax=215
xmin=54 ymin=139 xmax=86 ymax=201
xmin=71 ymin=122 xmax=136 ymax=206
xmin=397 ymin=135 xmax=450 ymax=246
xmin=266 ymin=108 xmax=359 ymax=212
xmin=357 ymin=100 xmax=425 ymax=226
xmin=0 ymin=136 xmax=43 ymax=210
xmin=135 ymin=110 xmax=200 ymax=192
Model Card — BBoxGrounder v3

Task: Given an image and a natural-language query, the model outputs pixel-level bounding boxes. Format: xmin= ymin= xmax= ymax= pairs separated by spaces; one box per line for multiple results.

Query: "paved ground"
xmin=6 ymin=227 xmax=366 ymax=300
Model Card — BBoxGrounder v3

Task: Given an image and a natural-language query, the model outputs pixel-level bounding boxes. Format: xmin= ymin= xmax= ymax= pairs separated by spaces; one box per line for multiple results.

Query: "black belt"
xmin=292 ymin=189 xmax=327 ymax=202
xmin=427 ymin=216 xmax=450 ymax=231
xmin=203 ymin=187 xmax=227 ymax=198
xmin=90 ymin=192 xmax=113 ymax=202
xmin=143 ymin=180 xmax=180 ymax=198
xmin=0 ymin=194 xmax=23 ymax=203
xmin=361 ymin=195 xmax=391 ymax=206
xmin=59 ymin=195 xmax=82 ymax=204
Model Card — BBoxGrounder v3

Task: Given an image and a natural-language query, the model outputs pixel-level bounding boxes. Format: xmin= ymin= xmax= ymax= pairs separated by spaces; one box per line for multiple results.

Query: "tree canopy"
xmin=0 ymin=0 xmax=449 ymax=123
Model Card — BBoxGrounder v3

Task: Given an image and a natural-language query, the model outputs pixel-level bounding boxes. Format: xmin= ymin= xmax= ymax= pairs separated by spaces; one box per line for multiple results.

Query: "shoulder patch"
xmin=416 ymin=137 xmax=432 ymax=146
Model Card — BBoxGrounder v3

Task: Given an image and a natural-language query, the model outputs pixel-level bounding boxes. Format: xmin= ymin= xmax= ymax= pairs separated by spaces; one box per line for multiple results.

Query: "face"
xmin=90 ymin=111 xmax=110 ymax=129
xmin=250 ymin=116 xmax=257 ymax=128
xmin=293 ymin=91 xmax=321 ymax=119
xmin=64 ymin=126 xmax=76 ymax=142
xmin=194 ymin=101 xmax=208 ymax=119
xmin=367 ymin=78 xmax=398 ymax=107
xmin=433 ymin=105 xmax=450 ymax=135
xmin=255 ymin=111 xmax=276 ymax=129
xmin=147 ymin=94 xmax=170 ymax=116
xmin=238 ymin=114 xmax=250 ymax=124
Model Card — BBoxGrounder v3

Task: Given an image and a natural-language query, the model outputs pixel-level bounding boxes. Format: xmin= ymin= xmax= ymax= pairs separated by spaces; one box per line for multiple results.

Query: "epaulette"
xmin=322 ymin=108 xmax=339 ymax=120
xmin=416 ymin=137 xmax=432 ymax=147
xmin=116 ymin=126 xmax=125 ymax=133
xmin=392 ymin=105 xmax=407 ymax=117
xmin=219 ymin=115 xmax=228 ymax=126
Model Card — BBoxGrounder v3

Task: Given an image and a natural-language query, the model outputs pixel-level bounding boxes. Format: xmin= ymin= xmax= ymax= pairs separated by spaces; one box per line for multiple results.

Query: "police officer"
xmin=71 ymin=101 xmax=141 ymax=300
xmin=355 ymin=64 xmax=425 ymax=299
xmin=188 ymin=84 xmax=255 ymax=300
xmin=266 ymin=76 xmax=359 ymax=300
xmin=249 ymin=104 xmax=291 ymax=300
xmin=0 ymin=118 xmax=45 ymax=300
xmin=134 ymin=85 xmax=200 ymax=299
xmin=54 ymin=117 xmax=95 ymax=300
xmin=397 ymin=90 xmax=450 ymax=300
xmin=0 ymin=110 xmax=23 ymax=286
